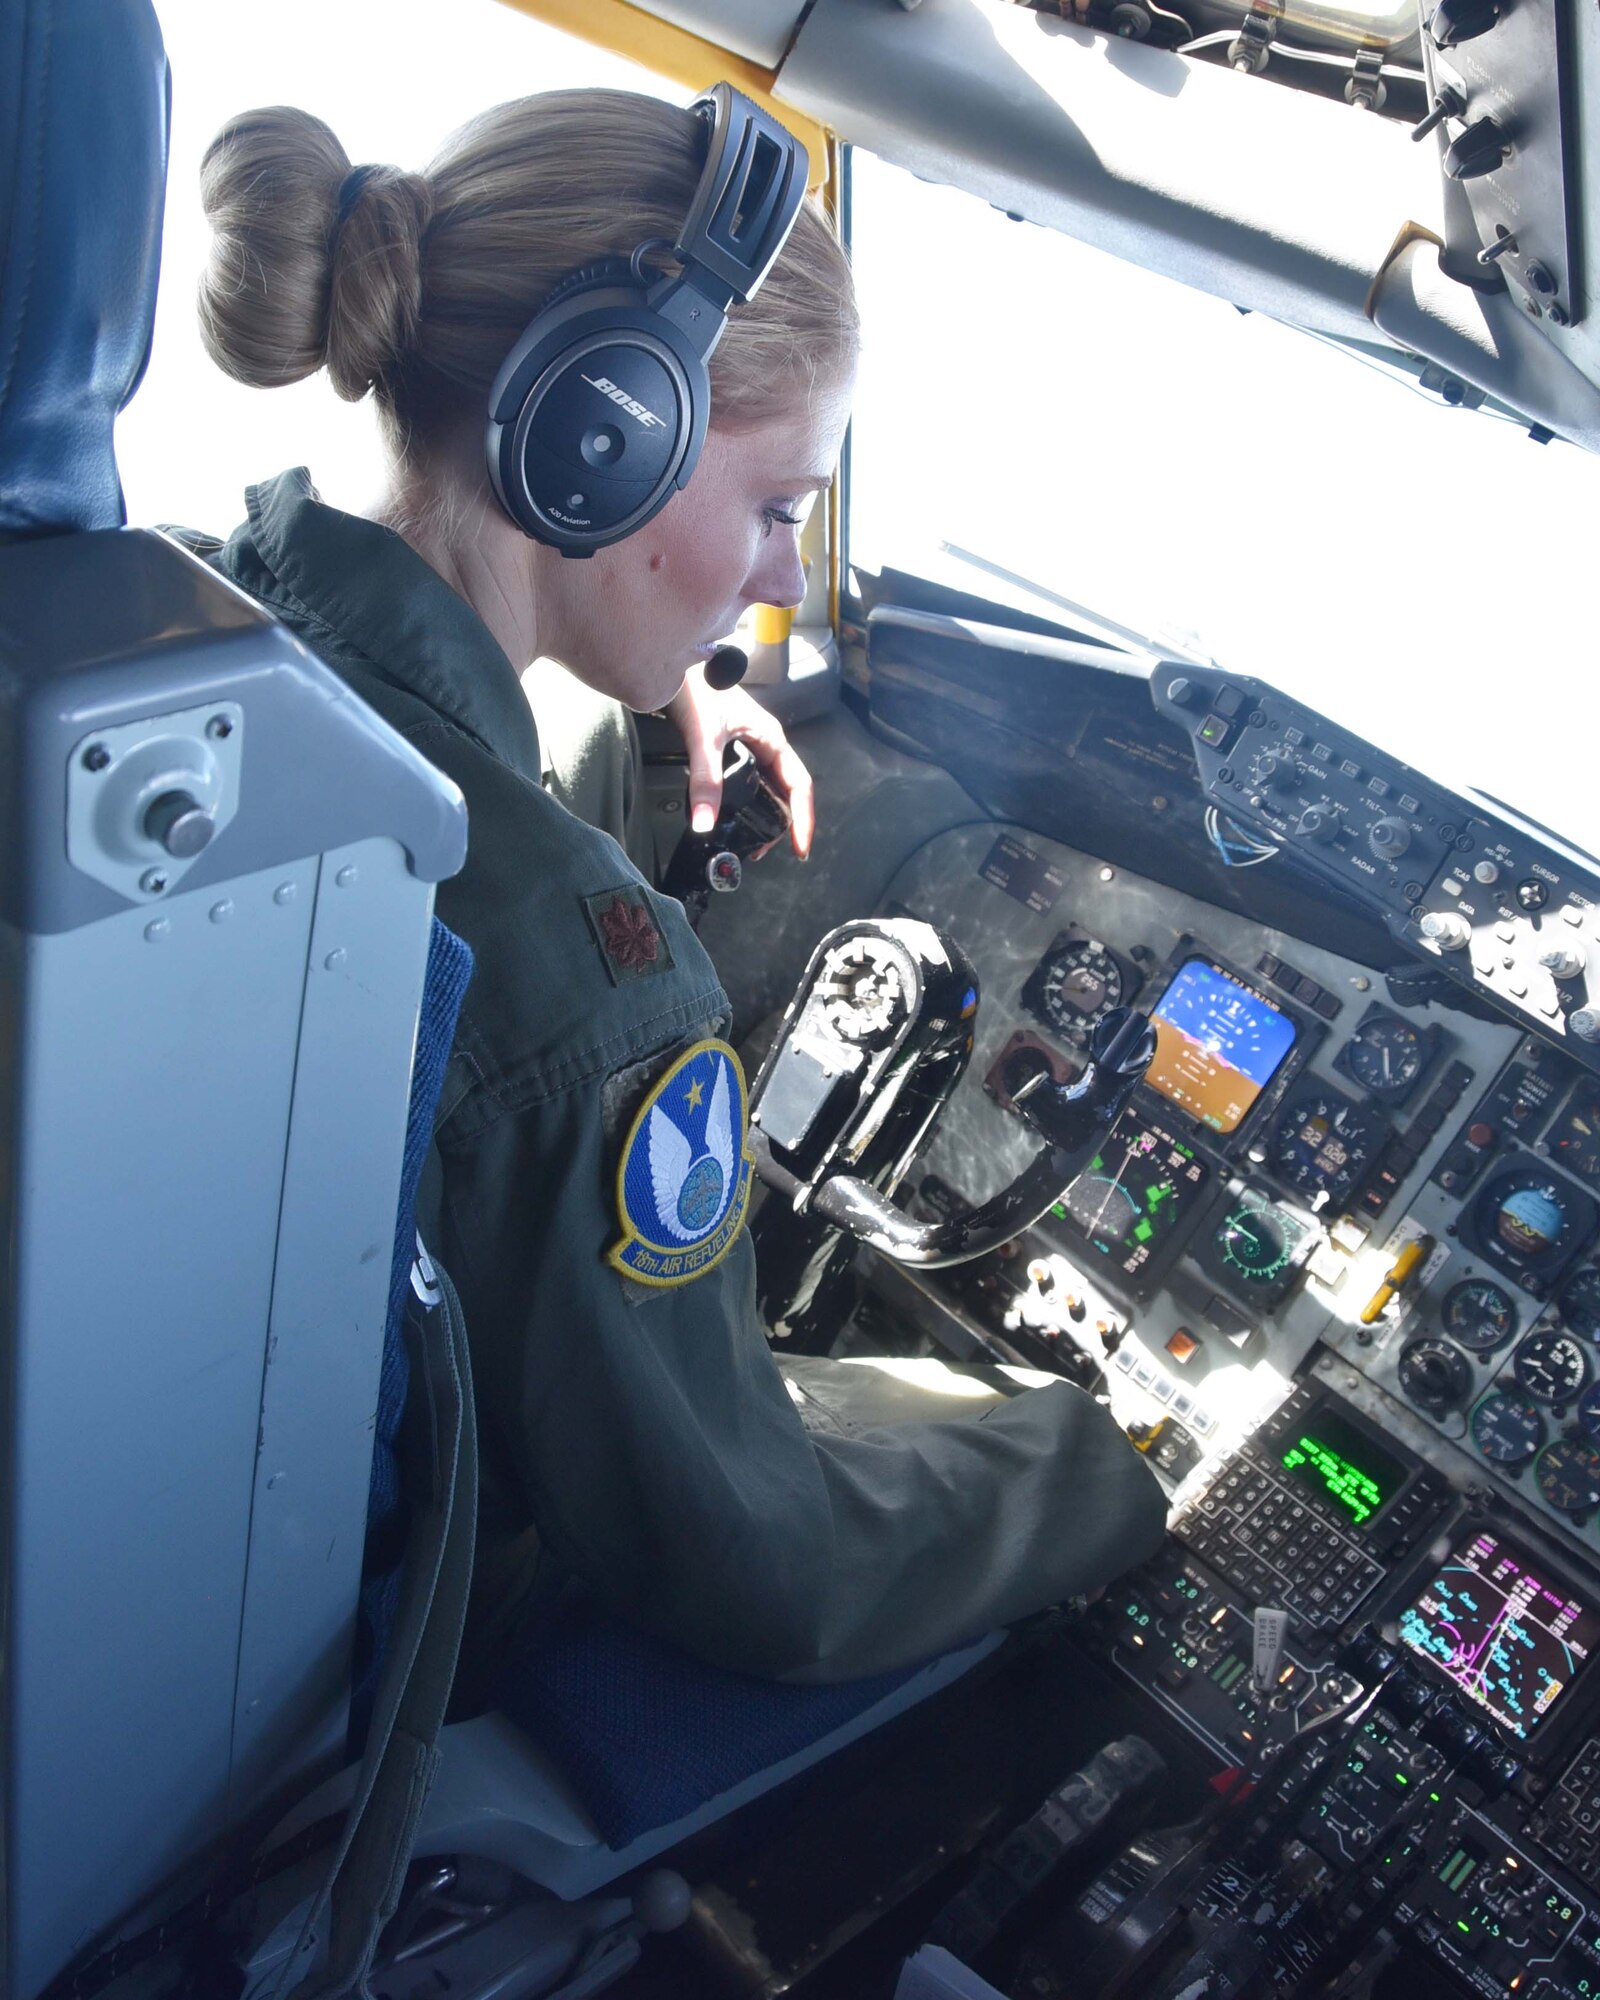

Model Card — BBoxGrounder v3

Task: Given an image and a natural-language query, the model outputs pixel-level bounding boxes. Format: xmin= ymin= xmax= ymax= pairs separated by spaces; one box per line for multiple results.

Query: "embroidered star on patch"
xmin=583 ymin=884 xmax=674 ymax=986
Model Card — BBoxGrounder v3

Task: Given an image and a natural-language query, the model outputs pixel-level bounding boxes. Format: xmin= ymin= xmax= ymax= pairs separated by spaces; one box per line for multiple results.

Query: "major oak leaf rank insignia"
xmin=609 ymin=1039 xmax=753 ymax=1287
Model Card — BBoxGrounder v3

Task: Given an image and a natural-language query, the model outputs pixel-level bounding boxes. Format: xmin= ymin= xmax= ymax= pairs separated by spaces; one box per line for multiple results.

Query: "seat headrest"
xmin=0 ymin=0 xmax=169 ymax=541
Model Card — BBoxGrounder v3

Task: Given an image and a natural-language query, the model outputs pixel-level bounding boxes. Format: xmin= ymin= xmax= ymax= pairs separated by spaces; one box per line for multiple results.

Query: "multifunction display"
xmin=1048 ymin=1111 xmax=1209 ymax=1294
xmin=1277 ymin=1406 xmax=1406 ymax=1527
xmin=1399 ymin=1529 xmax=1600 ymax=1739
xmin=1145 ymin=957 xmax=1298 ymax=1135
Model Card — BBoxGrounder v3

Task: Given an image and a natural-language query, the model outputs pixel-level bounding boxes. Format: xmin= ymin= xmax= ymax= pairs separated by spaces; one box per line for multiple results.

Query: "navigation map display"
xmin=1144 ymin=956 xmax=1299 ymax=1135
xmin=1047 ymin=1111 xmax=1210 ymax=1295
xmin=1398 ymin=1529 xmax=1600 ymax=1740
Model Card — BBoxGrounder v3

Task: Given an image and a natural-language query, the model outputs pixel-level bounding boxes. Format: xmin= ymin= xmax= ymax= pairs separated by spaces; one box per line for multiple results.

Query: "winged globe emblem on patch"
xmin=609 ymin=1039 xmax=753 ymax=1287
xmin=648 ymin=1057 xmax=736 ymax=1238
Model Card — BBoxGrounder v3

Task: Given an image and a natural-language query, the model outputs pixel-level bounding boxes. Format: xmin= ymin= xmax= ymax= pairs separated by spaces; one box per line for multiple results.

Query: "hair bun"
xmin=198 ymin=105 xmax=432 ymax=403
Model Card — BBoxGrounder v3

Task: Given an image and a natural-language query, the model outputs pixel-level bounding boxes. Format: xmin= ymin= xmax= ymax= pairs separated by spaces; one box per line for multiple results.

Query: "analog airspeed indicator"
xmin=1022 ymin=933 xmax=1141 ymax=1049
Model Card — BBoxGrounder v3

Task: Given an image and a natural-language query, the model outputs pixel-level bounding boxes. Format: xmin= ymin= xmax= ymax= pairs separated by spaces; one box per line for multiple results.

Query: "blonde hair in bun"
xmin=196 ymin=91 xmax=856 ymax=458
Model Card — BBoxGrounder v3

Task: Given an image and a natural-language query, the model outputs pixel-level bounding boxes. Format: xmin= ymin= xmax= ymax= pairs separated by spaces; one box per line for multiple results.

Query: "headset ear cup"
xmin=534 ymin=256 xmax=641 ymax=317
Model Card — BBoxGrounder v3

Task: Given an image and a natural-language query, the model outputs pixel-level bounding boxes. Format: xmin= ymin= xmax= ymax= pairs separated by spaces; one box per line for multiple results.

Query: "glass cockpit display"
xmin=1045 ymin=1110 xmax=1210 ymax=1295
xmin=1143 ymin=956 xmax=1298 ymax=1136
xmin=1398 ymin=1529 xmax=1600 ymax=1739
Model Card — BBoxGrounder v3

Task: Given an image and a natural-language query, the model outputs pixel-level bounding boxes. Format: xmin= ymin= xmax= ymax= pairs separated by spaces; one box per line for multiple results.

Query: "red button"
xmin=1467 ymin=1122 xmax=1495 ymax=1149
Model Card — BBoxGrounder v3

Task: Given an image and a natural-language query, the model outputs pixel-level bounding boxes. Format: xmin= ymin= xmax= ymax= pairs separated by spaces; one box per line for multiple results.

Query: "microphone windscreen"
xmin=703 ymin=644 xmax=748 ymax=690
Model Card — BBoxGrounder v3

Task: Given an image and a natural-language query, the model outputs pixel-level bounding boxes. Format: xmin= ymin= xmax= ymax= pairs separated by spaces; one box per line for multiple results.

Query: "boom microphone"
xmin=704 ymin=644 xmax=748 ymax=690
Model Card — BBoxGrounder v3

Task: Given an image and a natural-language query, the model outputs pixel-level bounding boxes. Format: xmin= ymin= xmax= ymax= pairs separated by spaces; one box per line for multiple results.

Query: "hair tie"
xmin=336 ymin=164 xmax=379 ymax=227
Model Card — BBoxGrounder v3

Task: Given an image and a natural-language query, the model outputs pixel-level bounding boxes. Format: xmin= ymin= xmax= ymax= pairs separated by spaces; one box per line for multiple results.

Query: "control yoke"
xmin=748 ymin=917 xmax=1156 ymax=1273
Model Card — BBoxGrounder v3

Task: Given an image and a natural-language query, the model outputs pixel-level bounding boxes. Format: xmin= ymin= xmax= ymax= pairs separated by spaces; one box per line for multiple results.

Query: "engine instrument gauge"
xmin=1513 ymin=1329 xmax=1589 ymax=1405
xmin=1267 ymin=1082 xmax=1388 ymax=1211
xmin=1560 ymin=1266 xmax=1600 ymax=1341
xmin=1461 ymin=1161 xmax=1599 ymax=1296
xmin=1398 ymin=1336 xmax=1472 ymax=1414
xmin=1578 ymin=1383 xmax=1600 ymax=1444
xmin=1549 ymin=1079 xmax=1600 ymax=1188
xmin=1021 ymin=932 xmax=1139 ymax=1049
xmin=1334 ymin=1008 xmax=1439 ymax=1107
xmin=1441 ymin=1277 xmax=1518 ymax=1354
xmin=1534 ymin=1439 xmax=1600 ymax=1516
xmin=1470 ymin=1390 xmax=1544 ymax=1465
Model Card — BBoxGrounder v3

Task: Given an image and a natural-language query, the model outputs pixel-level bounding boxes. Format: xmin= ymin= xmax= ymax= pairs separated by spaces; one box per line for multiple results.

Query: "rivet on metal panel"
xmin=144 ymin=919 xmax=170 ymax=943
xmin=273 ymin=882 xmax=297 ymax=906
xmin=324 ymin=948 xmax=347 ymax=972
xmin=209 ymin=900 xmax=234 ymax=925
xmin=335 ymin=865 xmax=359 ymax=889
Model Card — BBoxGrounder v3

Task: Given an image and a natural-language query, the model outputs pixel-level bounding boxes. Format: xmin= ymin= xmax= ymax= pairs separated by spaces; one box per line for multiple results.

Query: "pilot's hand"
xmin=666 ymin=665 xmax=815 ymax=860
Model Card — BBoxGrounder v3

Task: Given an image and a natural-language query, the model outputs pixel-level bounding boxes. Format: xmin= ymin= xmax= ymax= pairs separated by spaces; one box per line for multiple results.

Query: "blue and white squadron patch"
xmin=609 ymin=1038 xmax=754 ymax=1287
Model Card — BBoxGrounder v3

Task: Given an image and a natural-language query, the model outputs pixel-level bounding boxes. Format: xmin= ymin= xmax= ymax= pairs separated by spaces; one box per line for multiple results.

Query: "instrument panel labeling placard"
xmin=981 ymin=833 xmax=1066 ymax=915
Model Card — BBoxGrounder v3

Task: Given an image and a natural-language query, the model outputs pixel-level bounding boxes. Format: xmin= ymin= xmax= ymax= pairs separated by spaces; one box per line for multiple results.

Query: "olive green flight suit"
xmin=199 ymin=470 xmax=1167 ymax=1691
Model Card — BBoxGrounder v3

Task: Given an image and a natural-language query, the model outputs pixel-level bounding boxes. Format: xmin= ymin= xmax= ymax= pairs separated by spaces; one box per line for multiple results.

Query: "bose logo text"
xmin=581 ymin=374 xmax=667 ymax=429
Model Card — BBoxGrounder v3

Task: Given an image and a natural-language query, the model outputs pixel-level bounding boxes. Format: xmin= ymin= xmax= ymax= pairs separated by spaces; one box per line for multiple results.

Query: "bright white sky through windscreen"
xmin=125 ymin=0 xmax=1596 ymax=853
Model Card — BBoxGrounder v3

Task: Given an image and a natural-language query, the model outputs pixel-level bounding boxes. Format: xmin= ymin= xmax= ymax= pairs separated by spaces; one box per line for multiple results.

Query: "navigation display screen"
xmin=1145 ymin=957 xmax=1298 ymax=1135
xmin=1047 ymin=1111 xmax=1210 ymax=1293
xmin=1398 ymin=1529 xmax=1600 ymax=1740
xmin=1278 ymin=1407 xmax=1407 ymax=1527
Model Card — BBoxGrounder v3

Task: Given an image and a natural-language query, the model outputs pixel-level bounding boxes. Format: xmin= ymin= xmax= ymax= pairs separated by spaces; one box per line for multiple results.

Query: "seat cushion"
xmin=499 ymin=1590 xmax=918 ymax=1848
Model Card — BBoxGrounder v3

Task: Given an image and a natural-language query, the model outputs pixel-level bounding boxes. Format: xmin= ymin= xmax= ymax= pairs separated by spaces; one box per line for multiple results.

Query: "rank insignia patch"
xmin=584 ymin=884 xmax=674 ymax=986
xmin=610 ymin=1039 xmax=753 ymax=1287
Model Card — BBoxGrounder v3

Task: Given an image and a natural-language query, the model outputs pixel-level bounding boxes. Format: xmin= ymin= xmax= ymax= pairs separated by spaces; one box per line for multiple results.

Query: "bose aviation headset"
xmin=485 ymin=83 xmax=808 ymax=567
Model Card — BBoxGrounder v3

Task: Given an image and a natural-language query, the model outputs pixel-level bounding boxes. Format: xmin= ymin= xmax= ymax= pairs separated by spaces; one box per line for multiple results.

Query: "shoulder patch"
xmin=584 ymin=883 xmax=673 ymax=985
xmin=609 ymin=1038 xmax=753 ymax=1287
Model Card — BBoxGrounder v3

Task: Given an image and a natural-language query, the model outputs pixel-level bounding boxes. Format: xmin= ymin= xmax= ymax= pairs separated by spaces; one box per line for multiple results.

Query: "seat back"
xmin=0 ymin=6 xmax=469 ymax=1989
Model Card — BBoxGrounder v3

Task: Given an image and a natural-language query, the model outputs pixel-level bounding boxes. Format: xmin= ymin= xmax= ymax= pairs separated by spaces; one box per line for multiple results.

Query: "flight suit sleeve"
xmin=435 ymin=1036 xmax=1169 ymax=1686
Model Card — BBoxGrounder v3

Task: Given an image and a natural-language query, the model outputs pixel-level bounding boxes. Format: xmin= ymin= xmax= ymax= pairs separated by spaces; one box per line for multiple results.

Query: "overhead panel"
xmin=626 ymin=0 xmax=811 ymax=69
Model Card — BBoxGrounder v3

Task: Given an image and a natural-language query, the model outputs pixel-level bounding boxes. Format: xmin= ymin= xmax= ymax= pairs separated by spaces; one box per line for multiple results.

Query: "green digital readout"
xmin=1277 ymin=1408 xmax=1406 ymax=1526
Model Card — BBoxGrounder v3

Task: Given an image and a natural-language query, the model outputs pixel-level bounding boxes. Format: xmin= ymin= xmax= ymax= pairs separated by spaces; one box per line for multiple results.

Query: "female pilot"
xmin=193 ymin=86 xmax=1165 ymax=1694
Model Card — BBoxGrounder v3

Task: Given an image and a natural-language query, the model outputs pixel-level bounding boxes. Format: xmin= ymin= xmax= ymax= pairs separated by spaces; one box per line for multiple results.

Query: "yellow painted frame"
xmin=491 ymin=0 xmax=829 ymax=188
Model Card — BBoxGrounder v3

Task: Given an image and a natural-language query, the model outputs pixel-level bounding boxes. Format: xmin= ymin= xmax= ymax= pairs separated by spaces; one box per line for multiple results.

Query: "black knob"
xmin=1428 ymin=0 xmax=1499 ymax=44
xmin=1294 ymin=803 xmax=1340 ymax=844
xmin=1444 ymin=116 xmax=1509 ymax=180
xmin=1399 ymin=1337 xmax=1470 ymax=1412
xmin=143 ymin=789 xmax=215 ymax=859
xmin=1165 ymin=675 xmax=1206 ymax=710
xmin=1369 ymin=816 xmax=1412 ymax=860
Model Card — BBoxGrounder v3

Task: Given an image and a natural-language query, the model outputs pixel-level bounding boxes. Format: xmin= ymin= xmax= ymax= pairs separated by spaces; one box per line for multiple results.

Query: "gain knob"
xmin=1540 ymin=944 xmax=1586 ymax=981
xmin=1250 ymin=752 xmax=1300 ymax=792
xmin=1369 ymin=816 xmax=1412 ymax=861
xmin=1419 ymin=909 xmax=1471 ymax=951
xmin=1398 ymin=1336 xmax=1471 ymax=1414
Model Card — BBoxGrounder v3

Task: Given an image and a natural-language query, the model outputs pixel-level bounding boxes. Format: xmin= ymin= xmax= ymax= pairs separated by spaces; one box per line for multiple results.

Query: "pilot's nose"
xmin=749 ymin=532 xmax=808 ymax=613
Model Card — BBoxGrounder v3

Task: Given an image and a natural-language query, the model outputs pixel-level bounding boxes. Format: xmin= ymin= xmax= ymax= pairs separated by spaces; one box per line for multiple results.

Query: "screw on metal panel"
xmin=140 ymin=868 xmax=168 ymax=895
xmin=82 ymin=743 xmax=111 ymax=771
xmin=1526 ymin=261 xmax=1557 ymax=296
xmin=206 ymin=715 xmax=233 ymax=739
xmin=1548 ymin=302 xmax=1570 ymax=326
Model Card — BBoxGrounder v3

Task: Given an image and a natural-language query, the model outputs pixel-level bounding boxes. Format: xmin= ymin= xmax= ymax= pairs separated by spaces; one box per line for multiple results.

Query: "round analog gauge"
xmin=1340 ymin=1015 xmax=1429 ymax=1104
xmin=1559 ymin=1266 xmax=1600 ymax=1341
xmin=1268 ymin=1087 xmax=1388 ymax=1210
xmin=1470 ymin=1390 xmax=1545 ymax=1465
xmin=1578 ymin=1382 xmax=1600 ymax=1444
xmin=1550 ymin=1083 xmax=1600 ymax=1187
xmin=1513 ymin=1328 xmax=1589 ymax=1404
xmin=1464 ymin=1162 xmax=1597 ymax=1291
xmin=1212 ymin=1192 xmax=1305 ymax=1290
xmin=1441 ymin=1278 xmax=1518 ymax=1355
xmin=1534 ymin=1438 xmax=1600 ymax=1516
xmin=1397 ymin=1336 xmax=1472 ymax=1414
xmin=1033 ymin=938 xmax=1128 ymax=1046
